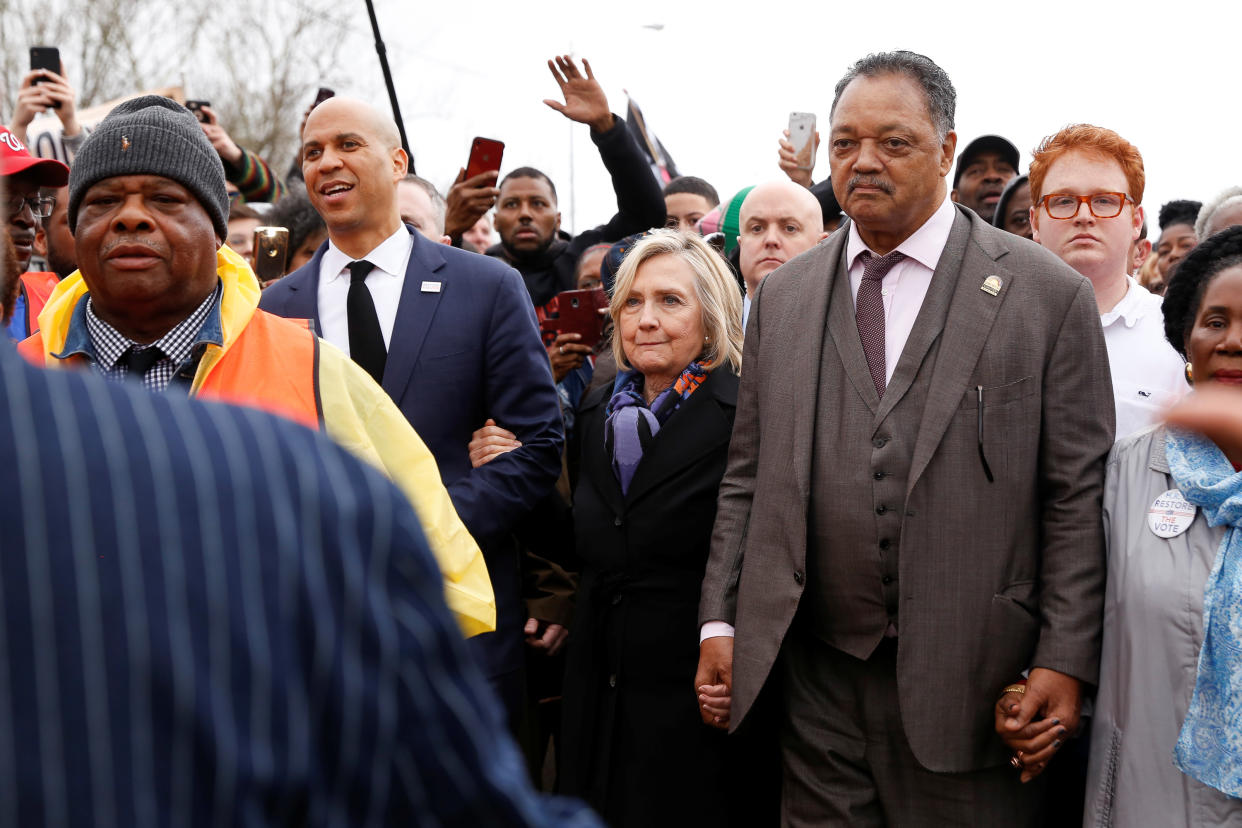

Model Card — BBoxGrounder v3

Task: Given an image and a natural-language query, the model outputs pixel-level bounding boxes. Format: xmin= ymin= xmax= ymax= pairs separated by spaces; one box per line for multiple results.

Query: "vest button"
xmin=873 ymin=471 xmax=886 ymax=480
xmin=614 ymin=516 xmax=623 ymax=527
xmin=793 ymin=570 xmax=805 ymax=585
xmin=873 ymin=437 xmax=888 ymax=448
xmin=882 ymin=575 xmax=894 ymax=585
xmin=876 ymin=505 xmax=887 ymax=515
xmin=608 ymin=674 xmax=617 ymax=688
xmin=879 ymin=538 xmax=891 ymax=551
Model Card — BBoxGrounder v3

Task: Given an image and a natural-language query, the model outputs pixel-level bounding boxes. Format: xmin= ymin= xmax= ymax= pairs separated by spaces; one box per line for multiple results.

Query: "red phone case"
xmin=548 ymin=288 xmax=609 ymax=349
xmin=465 ymin=138 xmax=505 ymax=180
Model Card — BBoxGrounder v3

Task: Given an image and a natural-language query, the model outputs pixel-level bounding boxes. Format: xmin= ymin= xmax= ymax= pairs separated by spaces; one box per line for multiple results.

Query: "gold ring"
xmin=1002 ymin=684 xmax=1027 ymax=695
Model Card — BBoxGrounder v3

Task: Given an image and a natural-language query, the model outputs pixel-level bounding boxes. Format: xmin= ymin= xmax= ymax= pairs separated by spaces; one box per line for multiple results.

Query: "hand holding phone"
xmin=29 ymin=47 xmax=62 ymax=108
xmin=464 ymin=137 xmax=504 ymax=181
xmin=253 ymin=226 xmax=290 ymax=284
xmin=184 ymin=100 xmax=211 ymax=124
xmin=788 ymin=112 xmax=817 ymax=172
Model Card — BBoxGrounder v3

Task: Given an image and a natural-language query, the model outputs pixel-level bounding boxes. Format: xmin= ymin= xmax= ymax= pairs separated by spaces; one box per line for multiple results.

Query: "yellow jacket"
xmin=26 ymin=246 xmax=496 ymax=636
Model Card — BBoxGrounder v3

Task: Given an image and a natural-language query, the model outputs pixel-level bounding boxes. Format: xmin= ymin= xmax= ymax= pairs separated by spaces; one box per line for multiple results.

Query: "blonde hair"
xmin=609 ymin=229 xmax=743 ymax=374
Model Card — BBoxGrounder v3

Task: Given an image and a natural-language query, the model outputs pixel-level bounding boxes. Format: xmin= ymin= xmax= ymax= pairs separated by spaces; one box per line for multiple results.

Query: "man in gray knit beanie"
xmin=68 ymin=95 xmax=230 ymax=240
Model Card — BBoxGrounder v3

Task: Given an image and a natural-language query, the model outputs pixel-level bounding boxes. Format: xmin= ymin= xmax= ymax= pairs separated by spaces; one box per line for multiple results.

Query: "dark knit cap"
xmin=68 ymin=95 xmax=229 ymax=239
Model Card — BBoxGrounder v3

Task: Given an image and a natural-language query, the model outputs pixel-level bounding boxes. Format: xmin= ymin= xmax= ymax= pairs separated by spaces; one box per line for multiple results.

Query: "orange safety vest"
xmin=19 ymin=271 xmax=59 ymax=336
xmin=20 ymin=309 xmax=323 ymax=431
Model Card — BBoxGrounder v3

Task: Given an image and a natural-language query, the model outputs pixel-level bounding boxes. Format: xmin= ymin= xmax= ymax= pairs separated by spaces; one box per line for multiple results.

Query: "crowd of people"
xmin=4 ymin=46 xmax=1242 ymax=827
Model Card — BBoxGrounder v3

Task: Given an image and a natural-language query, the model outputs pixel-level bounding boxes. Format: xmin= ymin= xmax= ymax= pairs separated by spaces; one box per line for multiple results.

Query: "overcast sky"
xmin=344 ymin=0 xmax=1238 ymax=239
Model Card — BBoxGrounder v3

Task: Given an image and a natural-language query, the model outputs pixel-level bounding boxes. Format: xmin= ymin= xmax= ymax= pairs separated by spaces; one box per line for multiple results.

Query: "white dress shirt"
xmin=701 ymin=196 xmax=958 ymax=643
xmin=317 ymin=226 xmax=413 ymax=355
xmin=1100 ymin=277 xmax=1188 ymax=442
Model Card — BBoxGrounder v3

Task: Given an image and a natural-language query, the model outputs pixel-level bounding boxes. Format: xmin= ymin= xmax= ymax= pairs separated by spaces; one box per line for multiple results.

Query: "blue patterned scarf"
xmin=603 ymin=360 xmax=712 ymax=494
xmin=1168 ymin=428 xmax=1242 ymax=797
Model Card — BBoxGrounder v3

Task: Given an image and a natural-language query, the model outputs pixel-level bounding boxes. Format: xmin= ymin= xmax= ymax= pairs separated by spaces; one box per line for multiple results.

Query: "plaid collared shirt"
xmin=85 ymin=284 xmax=220 ymax=392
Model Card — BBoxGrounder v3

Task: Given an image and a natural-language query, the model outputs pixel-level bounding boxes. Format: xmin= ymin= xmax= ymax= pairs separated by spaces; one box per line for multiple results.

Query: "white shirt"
xmin=1100 ymin=277 xmax=1188 ymax=442
xmin=317 ymin=226 xmax=413 ymax=355
xmin=701 ymin=196 xmax=957 ymax=643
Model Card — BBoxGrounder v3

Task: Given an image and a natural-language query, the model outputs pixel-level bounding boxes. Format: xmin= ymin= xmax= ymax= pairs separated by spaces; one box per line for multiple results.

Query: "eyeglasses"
xmin=4 ymin=194 xmax=55 ymax=219
xmin=1039 ymin=192 xmax=1132 ymax=220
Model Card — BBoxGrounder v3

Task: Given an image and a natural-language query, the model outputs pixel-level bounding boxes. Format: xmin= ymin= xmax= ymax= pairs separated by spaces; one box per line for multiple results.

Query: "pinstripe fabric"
xmin=0 ymin=341 xmax=600 ymax=827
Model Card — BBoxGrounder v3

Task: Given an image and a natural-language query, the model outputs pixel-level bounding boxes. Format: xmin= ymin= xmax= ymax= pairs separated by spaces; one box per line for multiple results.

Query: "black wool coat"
xmin=559 ymin=368 xmax=739 ymax=827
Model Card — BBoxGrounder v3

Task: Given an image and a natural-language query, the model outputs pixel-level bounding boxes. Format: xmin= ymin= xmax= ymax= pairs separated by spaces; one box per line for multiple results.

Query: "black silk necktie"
xmin=346 ymin=259 xmax=387 ymax=383
xmin=121 ymin=344 xmax=164 ymax=380
xmin=855 ymin=250 xmax=905 ymax=397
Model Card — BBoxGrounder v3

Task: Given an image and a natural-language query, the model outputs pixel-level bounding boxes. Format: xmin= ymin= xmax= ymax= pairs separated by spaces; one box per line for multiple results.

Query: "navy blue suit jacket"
xmin=0 ymin=340 xmax=598 ymax=826
xmin=260 ymin=226 xmax=564 ymax=679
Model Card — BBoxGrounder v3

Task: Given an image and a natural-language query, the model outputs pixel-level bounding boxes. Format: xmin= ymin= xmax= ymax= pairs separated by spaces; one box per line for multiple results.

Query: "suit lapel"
xmin=624 ymin=370 xmax=738 ymax=505
xmin=907 ymin=209 xmax=1011 ymax=495
xmin=791 ymin=231 xmax=848 ymax=502
xmin=381 ymin=230 xmax=446 ymax=403
xmin=874 ymin=209 xmax=970 ymax=424
xmin=581 ymin=389 xmax=626 ymax=517
xmin=826 ymin=247 xmax=882 ymax=414
xmin=281 ymin=244 xmax=325 ymax=325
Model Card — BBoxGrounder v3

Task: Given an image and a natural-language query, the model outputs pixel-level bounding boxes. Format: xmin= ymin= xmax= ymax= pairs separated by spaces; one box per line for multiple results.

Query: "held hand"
xmin=542 ymin=56 xmax=613 ymax=134
xmin=995 ymin=668 xmax=1081 ymax=783
xmin=777 ymin=129 xmax=819 ymax=189
xmin=694 ymin=635 xmax=734 ymax=729
xmin=198 ymin=106 xmax=243 ymax=164
xmin=524 ymin=617 xmax=568 ymax=656
xmin=548 ymin=332 xmax=591 ymax=383
xmin=445 ymin=168 xmax=500 ymax=240
xmin=467 ymin=418 xmax=520 ymax=468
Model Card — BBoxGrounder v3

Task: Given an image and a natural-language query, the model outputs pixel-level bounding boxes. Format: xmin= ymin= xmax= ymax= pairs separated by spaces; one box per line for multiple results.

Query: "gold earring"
xmin=1185 ymin=363 xmax=1194 ymax=385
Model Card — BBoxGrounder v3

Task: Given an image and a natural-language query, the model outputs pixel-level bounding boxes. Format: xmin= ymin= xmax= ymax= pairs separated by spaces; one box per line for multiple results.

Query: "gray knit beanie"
xmin=68 ymin=95 xmax=229 ymax=239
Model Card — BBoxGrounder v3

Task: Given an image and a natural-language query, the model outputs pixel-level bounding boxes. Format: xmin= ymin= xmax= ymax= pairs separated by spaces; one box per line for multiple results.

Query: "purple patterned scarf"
xmin=603 ymin=359 xmax=713 ymax=494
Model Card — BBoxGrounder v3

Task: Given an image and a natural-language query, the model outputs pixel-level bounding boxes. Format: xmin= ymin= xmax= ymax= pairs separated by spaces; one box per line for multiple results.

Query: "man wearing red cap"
xmin=2 ymin=125 xmax=69 ymax=337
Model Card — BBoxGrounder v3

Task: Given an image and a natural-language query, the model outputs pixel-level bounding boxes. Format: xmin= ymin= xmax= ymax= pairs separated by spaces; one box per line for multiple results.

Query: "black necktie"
xmin=121 ymin=344 xmax=164 ymax=382
xmin=346 ymin=260 xmax=387 ymax=383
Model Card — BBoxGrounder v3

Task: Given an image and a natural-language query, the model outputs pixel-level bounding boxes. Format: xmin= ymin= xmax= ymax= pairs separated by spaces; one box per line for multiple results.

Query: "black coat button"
xmin=873 ymin=437 xmax=887 ymax=448
xmin=614 ymin=516 xmax=623 ymax=527
xmin=608 ymin=674 xmax=617 ymax=688
xmin=882 ymin=575 xmax=894 ymax=585
xmin=793 ymin=570 xmax=805 ymax=585
xmin=874 ymin=471 xmax=886 ymax=480
xmin=879 ymin=539 xmax=891 ymax=550
xmin=876 ymin=505 xmax=887 ymax=515
xmin=611 ymin=593 xmax=622 ymax=606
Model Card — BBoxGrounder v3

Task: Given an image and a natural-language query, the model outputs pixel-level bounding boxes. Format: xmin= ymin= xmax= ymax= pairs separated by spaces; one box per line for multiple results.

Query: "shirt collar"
xmin=78 ymin=282 xmax=222 ymax=369
xmin=1100 ymin=276 xmax=1156 ymax=329
xmin=846 ymin=194 xmax=956 ymax=272
xmin=323 ymin=225 xmax=411 ymax=283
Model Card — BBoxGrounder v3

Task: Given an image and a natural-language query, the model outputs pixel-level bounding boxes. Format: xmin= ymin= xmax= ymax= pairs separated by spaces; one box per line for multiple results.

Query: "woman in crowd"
xmin=1084 ymin=225 xmax=1242 ymax=826
xmin=559 ymin=229 xmax=743 ymax=826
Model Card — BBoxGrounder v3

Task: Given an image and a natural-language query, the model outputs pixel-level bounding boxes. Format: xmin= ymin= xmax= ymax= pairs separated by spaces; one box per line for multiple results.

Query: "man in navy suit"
xmin=260 ymin=97 xmax=564 ymax=725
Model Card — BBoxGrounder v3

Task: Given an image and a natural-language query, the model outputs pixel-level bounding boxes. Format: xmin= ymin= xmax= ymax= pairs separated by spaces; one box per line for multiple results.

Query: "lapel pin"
xmin=420 ymin=281 xmax=442 ymax=293
xmin=981 ymin=275 xmax=1002 ymax=296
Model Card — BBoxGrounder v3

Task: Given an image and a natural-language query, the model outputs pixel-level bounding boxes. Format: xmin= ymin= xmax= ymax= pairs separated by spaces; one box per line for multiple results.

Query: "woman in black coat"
xmin=559 ymin=229 xmax=745 ymax=827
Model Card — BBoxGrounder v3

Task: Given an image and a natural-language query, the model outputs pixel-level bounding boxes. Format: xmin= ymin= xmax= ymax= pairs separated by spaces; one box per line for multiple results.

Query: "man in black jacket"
xmin=487 ymin=57 xmax=665 ymax=360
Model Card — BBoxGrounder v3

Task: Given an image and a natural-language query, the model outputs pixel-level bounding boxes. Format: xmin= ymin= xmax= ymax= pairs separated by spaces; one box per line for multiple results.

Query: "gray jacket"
xmin=1086 ymin=425 xmax=1241 ymax=827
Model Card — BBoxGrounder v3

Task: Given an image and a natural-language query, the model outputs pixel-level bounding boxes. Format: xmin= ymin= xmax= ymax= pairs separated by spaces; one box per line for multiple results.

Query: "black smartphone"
xmin=30 ymin=46 xmax=61 ymax=107
xmin=184 ymin=100 xmax=211 ymax=124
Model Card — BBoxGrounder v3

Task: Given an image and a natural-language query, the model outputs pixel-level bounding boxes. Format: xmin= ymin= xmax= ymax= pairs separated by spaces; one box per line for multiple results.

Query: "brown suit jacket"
xmin=699 ymin=205 xmax=1115 ymax=773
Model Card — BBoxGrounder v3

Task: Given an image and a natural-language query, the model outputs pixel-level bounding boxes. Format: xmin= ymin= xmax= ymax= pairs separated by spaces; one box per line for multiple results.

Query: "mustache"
xmin=100 ymin=237 xmax=164 ymax=256
xmin=848 ymin=176 xmax=894 ymax=195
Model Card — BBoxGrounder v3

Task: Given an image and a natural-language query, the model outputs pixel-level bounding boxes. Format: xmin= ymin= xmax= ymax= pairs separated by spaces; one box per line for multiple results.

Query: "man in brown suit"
xmin=694 ymin=51 xmax=1115 ymax=825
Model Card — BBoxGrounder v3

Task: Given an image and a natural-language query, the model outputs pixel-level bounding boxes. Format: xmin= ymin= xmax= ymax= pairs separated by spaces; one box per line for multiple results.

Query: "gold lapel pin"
xmin=121 ymin=135 xmax=131 ymax=152
xmin=981 ymin=275 xmax=1002 ymax=296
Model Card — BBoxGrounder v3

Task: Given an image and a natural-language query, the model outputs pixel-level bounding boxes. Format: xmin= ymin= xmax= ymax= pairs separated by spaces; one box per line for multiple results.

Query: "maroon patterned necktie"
xmin=855 ymin=250 xmax=905 ymax=397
